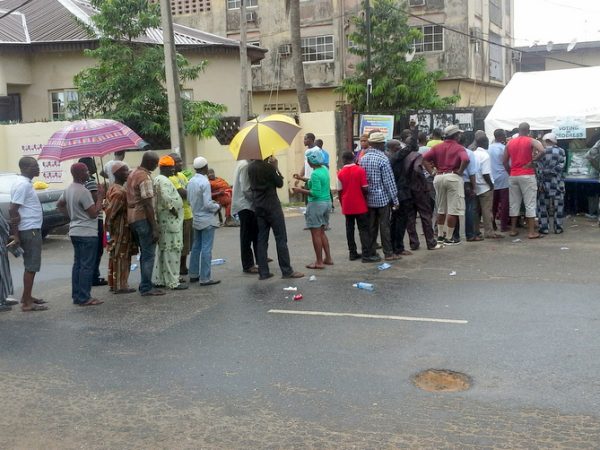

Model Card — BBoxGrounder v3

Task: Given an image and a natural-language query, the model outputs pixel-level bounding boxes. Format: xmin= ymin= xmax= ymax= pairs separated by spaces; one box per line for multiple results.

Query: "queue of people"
xmin=0 ymin=121 xmax=567 ymax=312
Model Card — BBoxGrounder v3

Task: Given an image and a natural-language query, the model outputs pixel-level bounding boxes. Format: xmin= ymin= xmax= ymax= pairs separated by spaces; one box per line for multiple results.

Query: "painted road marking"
xmin=268 ymin=309 xmax=468 ymax=324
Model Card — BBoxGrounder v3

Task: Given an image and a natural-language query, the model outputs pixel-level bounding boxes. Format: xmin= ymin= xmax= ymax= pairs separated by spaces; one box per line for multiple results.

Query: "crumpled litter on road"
xmin=449 ymin=271 xmax=457 ymax=276
xmin=283 ymin=286 xmax=297 ymax=291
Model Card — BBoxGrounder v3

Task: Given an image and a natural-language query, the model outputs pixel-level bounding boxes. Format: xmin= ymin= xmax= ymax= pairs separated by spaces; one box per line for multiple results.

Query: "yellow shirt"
xmin=169 ymin=172 xmax=193 ymax=220
xmin=426 ymin=139 xmax=443 ymax=148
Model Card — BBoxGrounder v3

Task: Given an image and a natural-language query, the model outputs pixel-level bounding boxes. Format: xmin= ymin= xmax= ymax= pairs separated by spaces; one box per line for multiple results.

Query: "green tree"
xmin=74 ymin=0 xmax=226 ymax=148
xmin=339 ymin=0 xmax=458 ymax=112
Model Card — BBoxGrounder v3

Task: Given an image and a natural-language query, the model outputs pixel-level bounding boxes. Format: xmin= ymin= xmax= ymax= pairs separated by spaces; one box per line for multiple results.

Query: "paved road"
xmin=1 ymin=209 xmax=599 ymax=449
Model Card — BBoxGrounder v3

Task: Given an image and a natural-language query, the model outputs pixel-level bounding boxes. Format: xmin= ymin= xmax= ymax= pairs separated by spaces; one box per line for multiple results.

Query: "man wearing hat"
xmin=127 ymin=151 xmax=164 ymax=296
xmin=105 ymin=162 xmax=137 ymax=294
xmin=187 ymin=156 xmax=221 ymax=286
xmin=537 ymin=132 xmax=566 ymax=234
xmin=152 ymin=156 xmax=187 ymax=290
xmin=423 ymin=124 xmax=470 ymax=245
xmin=359 ymin=131 xmax=400 ymax=261
xmin=503 ymin=122 xmax=545 ymax=239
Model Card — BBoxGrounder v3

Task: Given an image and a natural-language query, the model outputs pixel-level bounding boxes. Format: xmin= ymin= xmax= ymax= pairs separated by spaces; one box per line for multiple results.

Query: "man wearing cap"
xmin=537 ymin=133 xmax=566 ymax=234
xmin=152 ymin=156 xmax=187 ymax=290
xmin=127 ymin=151 xmax=164 ymax=296
xmin=423 ymin=125 xmax=470 ymax=245
xmin=57 ymin=163 xmax=105 ymax=306
xmin=248 ymin=156 xmax=304 ymax=280
xmin=503 ymin=122 xmax=545 ymax=239
xmin=105 ymin=162 xmax=137 ymax=294
xmin=359 ymin=131 xmax=400 ymax=261
xmin=187 ymin=157 xmax=221 ymax=286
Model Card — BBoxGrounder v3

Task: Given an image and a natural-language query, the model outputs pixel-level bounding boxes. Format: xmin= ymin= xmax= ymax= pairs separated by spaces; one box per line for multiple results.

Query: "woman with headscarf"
xmin=105 ymin=162 xmax=137 ymax=294
xmin=292 ymin=149 xmax=333 ymax=269
xmin=152 ymin=156 xmax=187 ymax=290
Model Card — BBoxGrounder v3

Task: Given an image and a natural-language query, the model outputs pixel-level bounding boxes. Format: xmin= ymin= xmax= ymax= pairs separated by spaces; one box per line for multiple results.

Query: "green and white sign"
xmin=552 ymin=117 xmax=586 ymax=140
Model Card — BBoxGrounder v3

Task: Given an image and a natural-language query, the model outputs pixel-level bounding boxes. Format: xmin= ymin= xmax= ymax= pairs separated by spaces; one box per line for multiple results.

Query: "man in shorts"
xmin=503 ymin=122 xmax=544 ymax=239
xmin=423 ymin=125 xmax=470 ymax=245
xmin=9 ymin=157 xmax=47 ymax=311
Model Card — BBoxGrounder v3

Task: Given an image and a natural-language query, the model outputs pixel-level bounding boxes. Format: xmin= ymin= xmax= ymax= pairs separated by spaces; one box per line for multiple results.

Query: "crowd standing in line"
xmin=0 ymin=120 xmax=573 ymax=311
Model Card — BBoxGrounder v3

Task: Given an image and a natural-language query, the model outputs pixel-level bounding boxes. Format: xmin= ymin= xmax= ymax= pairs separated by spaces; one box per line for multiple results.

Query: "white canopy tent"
xmin=484 ymin=66 xmax=600 ymax=137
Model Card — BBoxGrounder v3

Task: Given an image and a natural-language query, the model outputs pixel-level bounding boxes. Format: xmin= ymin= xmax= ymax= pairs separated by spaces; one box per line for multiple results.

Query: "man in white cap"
xmin=422 ymin=124 xmax=470 ymax=245
xmin=503 ymin=122 xmax=545 ymax=239
xmin=187 ymin=156 xmax=221 ymax=286
xmin=537 ymin=132 xmax=566 ymax=234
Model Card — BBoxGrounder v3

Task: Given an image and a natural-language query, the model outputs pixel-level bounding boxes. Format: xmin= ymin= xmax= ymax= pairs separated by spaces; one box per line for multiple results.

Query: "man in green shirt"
xmin=169 ymin=153 xmax=194 ymax=276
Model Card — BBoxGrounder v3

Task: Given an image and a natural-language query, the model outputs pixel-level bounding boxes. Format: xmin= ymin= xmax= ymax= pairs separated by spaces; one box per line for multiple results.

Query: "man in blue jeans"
xmin=187 ymin=156 xmax=221 ymax=286
xmin=126 ymin=151 xmax=164 ymax=296
xmin=57 ymin=163 xmax=105 ymax=306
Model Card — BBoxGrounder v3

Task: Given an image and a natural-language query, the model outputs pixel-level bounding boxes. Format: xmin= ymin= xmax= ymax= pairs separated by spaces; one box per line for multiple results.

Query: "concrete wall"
xmin=251 ymin=88 xmax=341 ymax=114
xmin=0 ymin=111 xmax=339 ymax=204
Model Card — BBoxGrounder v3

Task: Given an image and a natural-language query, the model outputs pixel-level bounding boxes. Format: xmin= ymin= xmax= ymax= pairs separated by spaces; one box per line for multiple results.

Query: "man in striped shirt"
xmin=359 ymin=132 xmax=400 ymax=262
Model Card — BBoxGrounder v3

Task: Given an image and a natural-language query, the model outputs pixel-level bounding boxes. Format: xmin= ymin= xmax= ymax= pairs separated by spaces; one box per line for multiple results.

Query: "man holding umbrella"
xmin=229 ymin=114 xmax=305 ymax=281
xmin=248 ymin=155 xmax=304 ymax=281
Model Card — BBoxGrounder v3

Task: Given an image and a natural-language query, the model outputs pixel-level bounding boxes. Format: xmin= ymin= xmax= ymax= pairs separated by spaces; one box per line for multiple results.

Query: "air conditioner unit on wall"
xmin=278 ymin=44 xmax=291 ymax=57
xmin=511 ymin=50 xmax=522 ymax=62
xmin=246 ymin=11 xmax=257 ymax=22
xmin=469 ymin=27 xmax=482 ymax=43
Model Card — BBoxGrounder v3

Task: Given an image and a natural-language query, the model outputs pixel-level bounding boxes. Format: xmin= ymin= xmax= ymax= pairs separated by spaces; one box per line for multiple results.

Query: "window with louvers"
xmin=149 ymin=0 xmax=211 ymax=15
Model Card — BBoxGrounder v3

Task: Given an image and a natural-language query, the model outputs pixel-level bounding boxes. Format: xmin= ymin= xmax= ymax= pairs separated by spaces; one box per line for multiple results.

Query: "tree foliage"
xmin=74 ymin=0 xmax=226 ymax=149
xmin=339 ymin=0 xmax=458 ymax=112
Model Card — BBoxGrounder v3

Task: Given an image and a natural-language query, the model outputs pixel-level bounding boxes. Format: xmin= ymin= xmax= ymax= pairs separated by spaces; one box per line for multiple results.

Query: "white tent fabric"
xmin=484 ymin=66 xmax=600 ymax=136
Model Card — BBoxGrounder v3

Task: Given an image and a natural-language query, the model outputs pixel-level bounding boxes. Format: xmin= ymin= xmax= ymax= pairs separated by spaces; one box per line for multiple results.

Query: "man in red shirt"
xmin=337 ymin=151 xmax=371 ymax=261
xmin=423 ymin=125 xmax=470 ymax=245
xmin=503 ymin=122 xmax=544 ymax=239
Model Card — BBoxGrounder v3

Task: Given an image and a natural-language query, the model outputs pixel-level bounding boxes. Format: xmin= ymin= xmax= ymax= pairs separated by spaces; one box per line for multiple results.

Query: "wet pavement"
xmin=1 ymin=209 xmax=599 ymax=449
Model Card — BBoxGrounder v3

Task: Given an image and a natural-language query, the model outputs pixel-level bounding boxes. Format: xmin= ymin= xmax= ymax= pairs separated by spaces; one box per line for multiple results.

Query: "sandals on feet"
xmin=79 ymin=299 xmax=104 ymax=306
xmin=22 ymin=304 xmax=48 ymax=312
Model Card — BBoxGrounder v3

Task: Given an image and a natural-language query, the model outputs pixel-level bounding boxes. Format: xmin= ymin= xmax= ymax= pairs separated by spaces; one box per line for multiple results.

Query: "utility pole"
xmin=239 ymin=0 xmax=249 ymax=124
xmin=365 ymin=0 xmax=372 ymax=112
xmin=159 ymin=0 xmax=186 ymax=161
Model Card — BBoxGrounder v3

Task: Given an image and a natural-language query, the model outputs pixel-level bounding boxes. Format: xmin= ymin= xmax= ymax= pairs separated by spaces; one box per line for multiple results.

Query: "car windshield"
xmin=0 ymin=174 xmax=20 ymax=195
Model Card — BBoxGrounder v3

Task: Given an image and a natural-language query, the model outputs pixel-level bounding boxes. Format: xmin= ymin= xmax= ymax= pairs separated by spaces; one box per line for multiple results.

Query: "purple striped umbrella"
xmin=39 ymin=119 xmax=144 ymax=161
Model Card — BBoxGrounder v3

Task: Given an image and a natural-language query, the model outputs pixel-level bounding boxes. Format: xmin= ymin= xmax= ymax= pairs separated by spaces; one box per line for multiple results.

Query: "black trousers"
xmin=345 ymin=213 xmax=369 ymax=256
xmin=238 ymin=209 xmax=258 ymax=271
xmin=407 ymin=189 xmax=437 ymax=249
xmin=367 ymin=205 xmax=392 ymax=257
xmin=391 ymin=199 xmax=411 ymax=254
xmin=255 ymin=206 xmax=293 ymax=277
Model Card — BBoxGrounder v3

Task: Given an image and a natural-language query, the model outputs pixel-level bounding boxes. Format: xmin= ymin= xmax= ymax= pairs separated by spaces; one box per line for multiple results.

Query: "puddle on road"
xmin=412 ymin=369 xmax=471 ymax=392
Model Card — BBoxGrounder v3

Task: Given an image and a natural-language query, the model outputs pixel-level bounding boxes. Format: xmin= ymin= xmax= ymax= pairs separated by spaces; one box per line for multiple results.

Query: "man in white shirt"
xmin=488 ymin=129 xmax=510 ymax=232
xmin=474 ymin=135 xmax=503 ymax=239
xmin=187 ymin=157 xmax=221 ymax=286
xmin=101 ymin=150 xmax=126 ymax=185
xmin=9 ymin=157 xmax=46 ymax=312
xmin=232 ymin=159 xmax=259 ymax=274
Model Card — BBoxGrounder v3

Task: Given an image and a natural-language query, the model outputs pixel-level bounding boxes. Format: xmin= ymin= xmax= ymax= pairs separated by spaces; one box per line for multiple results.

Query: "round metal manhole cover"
xmin=412 ymin=369 xmax=471 ymax=392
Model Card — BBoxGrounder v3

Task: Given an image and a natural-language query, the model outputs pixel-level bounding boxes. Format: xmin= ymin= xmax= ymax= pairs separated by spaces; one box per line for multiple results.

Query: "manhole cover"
xmin=412 ymin=369 xmax=471 ymax=392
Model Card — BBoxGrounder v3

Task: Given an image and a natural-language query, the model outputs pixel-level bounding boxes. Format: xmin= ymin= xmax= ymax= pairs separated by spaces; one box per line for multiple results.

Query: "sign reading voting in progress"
xmin=553 ymin=117 xmax=586 ymax=140
xmin=360 ymin=115 xmax=395 ymax=141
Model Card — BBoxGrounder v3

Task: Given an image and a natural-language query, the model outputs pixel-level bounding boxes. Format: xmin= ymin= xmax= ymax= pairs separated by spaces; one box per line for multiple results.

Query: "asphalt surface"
xmin=1 ymin=208 xmax=599 ymax=449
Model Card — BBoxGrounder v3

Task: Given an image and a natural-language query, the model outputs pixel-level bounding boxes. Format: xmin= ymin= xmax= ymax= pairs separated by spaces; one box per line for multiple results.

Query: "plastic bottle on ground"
xmin=353 ymin=282 xmax=374 ymax=291
xmin=211 ymin=258 xmax=226 ymax=265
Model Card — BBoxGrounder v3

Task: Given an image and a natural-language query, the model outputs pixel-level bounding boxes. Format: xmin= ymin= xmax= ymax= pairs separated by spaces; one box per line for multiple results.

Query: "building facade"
xmin=170 ymin=0 xmax=515 ymax=114
xmin=517 ymin=41 xmax=600 ymax=72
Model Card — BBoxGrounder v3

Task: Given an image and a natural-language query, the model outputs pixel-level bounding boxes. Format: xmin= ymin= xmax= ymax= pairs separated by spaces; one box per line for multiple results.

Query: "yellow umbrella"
xmin=229 ymin=114 xmax=302 ymax=160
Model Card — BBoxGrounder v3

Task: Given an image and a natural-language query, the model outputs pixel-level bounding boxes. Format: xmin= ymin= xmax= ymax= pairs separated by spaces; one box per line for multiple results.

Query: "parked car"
xmin=0 ymin=173 xmax=69 ymax=238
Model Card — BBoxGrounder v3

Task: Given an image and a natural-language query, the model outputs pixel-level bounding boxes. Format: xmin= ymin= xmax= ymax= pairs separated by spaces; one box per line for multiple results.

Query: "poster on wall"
xmin=409 ymin=113 xmax=432 ymax=135
xmin=360 ymin=114 xmax=395 ymax=140
xmin=432 ymin=113 xmax=454 ymax=131
xmin=454 ymin=113 xmax=474 ymax=131
xmin=40 ymin=160 xmax=63 ymax=184
xmin=553 ymin=116 xmax=586 ymax=140
xmin=21 ymin=144 xmax=44 ymax=156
